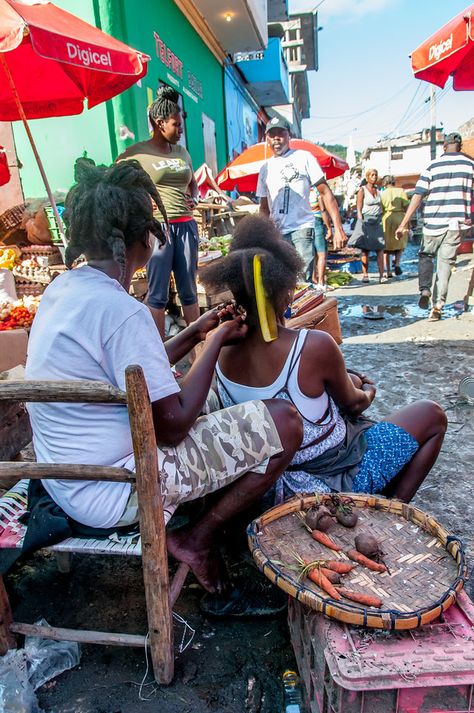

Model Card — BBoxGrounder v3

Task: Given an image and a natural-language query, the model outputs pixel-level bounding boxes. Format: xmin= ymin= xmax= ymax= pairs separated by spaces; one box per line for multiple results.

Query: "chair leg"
xmin=0 ymin=575 xmax=16 ymax=654
xmin=55 ymin=552 xmax=72 ymax=573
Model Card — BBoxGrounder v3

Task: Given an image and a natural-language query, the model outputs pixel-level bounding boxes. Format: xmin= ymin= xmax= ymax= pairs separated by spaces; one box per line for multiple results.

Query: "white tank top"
xmin=216 ymin=330 xmax=331 ymax=422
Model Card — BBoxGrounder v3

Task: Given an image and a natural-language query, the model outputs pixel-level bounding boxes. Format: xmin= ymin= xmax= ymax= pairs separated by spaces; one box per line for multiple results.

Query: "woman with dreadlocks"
xmin=117 ymin=85 xmax=200 ymax=337
xmin=200 ymin=214 xmax=447 ymax=505
xmin=25 ymin=160 xmax=303 ymax=594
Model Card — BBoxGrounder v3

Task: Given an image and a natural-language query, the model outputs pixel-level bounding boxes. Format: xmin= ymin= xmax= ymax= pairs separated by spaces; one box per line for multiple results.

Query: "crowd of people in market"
xmin=19 ymin=86 xmax=473 ymax=613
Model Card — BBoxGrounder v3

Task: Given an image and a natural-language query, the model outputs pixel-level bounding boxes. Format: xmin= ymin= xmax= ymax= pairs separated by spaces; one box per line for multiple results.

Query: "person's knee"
xmin=418 ymin=399 xmax=447 ymax=436
xmin=266 ymin=399 xmax=303 ymax=450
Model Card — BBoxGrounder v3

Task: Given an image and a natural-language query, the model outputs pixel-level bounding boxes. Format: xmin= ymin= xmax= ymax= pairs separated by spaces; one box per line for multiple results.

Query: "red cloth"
xmin=0 ymin=147 xmax=10 ymax=186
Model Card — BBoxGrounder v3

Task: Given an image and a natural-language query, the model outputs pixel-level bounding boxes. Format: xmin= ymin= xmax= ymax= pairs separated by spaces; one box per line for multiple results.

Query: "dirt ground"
xmin=5 ymin=244 xmax=474 ymax=713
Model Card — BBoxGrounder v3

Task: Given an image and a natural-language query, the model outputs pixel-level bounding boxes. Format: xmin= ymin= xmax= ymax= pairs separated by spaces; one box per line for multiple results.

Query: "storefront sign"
xmin=154 ymin=32 xmax=183 ymax=78
xmin=153 ymin=32 xmax=204 ymax=101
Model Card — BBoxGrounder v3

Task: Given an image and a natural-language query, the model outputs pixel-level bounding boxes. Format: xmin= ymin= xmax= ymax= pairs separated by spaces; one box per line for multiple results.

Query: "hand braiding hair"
xmin=64 ymin=159 xmax=168 ymax=280
xmin=149 ymin=85 xmax=181 ymax=127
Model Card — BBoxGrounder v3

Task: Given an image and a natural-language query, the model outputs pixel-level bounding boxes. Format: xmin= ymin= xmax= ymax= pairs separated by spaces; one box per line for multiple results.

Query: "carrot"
xmin=324 ymin=561 xmax=357 ymax=574
xmin=320 ymin=567 xmax=341 ymax=584
xmin=306 ymin=566 xmax=341 ymax=600
xmin=335 ymin=586 xmax=383 ymax=608
xmin=346 ymin=549 xmax=387 ymax=573
xmin=311 ymin=530 xmax=342 ymax=551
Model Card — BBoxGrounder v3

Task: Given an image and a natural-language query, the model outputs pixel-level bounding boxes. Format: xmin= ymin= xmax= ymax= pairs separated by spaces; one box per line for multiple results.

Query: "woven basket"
xmin=248 ymin=493 xmax=467 ymax=630
xmin=0 ymin=203 xmax=26 ymax=234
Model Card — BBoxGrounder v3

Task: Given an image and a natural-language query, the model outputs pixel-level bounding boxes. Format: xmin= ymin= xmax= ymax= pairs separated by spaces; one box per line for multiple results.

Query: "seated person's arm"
xmin=163 ymin=309 xmax=221 ymax=365
xmin=305 ymin=331 xmax=375 ymax=416
xmin=152 ymin=317 xmax=247 ymax=446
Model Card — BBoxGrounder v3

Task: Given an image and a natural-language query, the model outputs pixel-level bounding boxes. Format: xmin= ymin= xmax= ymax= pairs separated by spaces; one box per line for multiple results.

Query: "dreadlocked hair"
xmin=199 ymin=215 xmax=303 ymax=328
xmin=149 ymin=85 xmax=181 ymax=127
xmin=64 ymin=158 xmax=167 ymax=281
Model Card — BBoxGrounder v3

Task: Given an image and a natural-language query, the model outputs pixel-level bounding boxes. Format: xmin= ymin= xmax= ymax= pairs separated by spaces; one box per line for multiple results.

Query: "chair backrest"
xmin=0 ymin=364 xmax=174 ymax=682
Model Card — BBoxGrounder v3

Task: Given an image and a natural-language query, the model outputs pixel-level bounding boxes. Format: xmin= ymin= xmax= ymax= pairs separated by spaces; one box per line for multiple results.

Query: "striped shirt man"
xmin=415 ymin=151 xmax=474 ymax=236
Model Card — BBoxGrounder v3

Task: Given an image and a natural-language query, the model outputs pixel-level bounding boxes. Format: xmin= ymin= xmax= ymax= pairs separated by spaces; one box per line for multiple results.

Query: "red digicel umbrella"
xmin=411 ymin=4 xmax=474 ymax=90
xmin=0 ymin=0 xmax=150 ymax=243
xmin=217 ymin=139 xmax=349 ymax=193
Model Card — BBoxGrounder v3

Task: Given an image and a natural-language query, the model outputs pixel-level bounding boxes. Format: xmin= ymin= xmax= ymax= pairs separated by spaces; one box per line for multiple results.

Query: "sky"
xmin=288 ymin=0 xmax=474 ymax=151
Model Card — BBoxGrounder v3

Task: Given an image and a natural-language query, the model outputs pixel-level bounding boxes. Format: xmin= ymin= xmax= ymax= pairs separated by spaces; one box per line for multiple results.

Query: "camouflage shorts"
xmin=117 ymin=400 xmax=282 ymax=526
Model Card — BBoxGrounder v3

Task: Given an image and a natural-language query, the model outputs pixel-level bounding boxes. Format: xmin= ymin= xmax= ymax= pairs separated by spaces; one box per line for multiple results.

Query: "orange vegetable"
xmin=305 ymin=564 xmax=341 ymax=600
xmin=324 ymin=560 xmax=357 ymax=574
xmin=311 ymin=530 xmax=342 ymax=551
xmin=346 ymin=549 xmax=387 ymax=573
xmin=320 ymin=567 xmax=341 ymax=584
xmin=335 ymin=586 xmax=383 ymax=608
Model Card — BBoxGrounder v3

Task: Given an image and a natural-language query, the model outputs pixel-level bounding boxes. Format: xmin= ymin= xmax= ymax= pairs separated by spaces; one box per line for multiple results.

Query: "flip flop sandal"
xmin=363 ymin=311 xmax=384 ymax=320
xmin=394 ymin=266 xmax=403 ymax=276
xmin=362 ymin=276 xmax=369 ymax=283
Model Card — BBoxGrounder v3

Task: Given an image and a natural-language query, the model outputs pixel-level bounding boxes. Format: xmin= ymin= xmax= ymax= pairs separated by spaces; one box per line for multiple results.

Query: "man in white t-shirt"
xmin=257 ymin=117 xmax=347 ymax=281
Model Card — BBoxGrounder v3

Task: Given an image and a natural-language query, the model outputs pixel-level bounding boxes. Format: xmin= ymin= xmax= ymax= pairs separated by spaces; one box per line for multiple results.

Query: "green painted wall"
xmin=11 ymin=0 xmax=227 ymax=200
xmin=120 ymin=0 xmax=227 ymax=171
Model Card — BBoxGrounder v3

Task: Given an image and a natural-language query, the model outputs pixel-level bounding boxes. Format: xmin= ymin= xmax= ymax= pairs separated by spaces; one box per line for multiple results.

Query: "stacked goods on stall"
xmin=0 ymin=296 xmax=41 ymax=331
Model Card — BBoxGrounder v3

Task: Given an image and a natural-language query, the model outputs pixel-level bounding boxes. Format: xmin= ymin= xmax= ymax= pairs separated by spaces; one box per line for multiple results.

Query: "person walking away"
xmin=117 ymin=86 xmax=200 ymax=338
xmin=381 ymin=175 xmax=409 ymax=277
xmin=310 ymin=185 xmax=333 ymax=289
xmin=350 ymin=168 xmax=385 ymax=283
xmin=396 ymin=132 xmax=474 ymax=321
xmin=257 ymin=117 xmax=346 ymax=281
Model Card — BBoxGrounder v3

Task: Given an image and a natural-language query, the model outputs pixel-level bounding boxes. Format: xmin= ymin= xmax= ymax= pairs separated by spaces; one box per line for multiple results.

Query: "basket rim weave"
xmin=247 ymin=493 xmax=467 ymax=630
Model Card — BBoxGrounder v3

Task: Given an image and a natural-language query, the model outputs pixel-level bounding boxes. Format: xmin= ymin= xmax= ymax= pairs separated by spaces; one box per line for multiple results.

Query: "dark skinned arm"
xmin=259 ymin=196 xmax=270 ymax=217
xmin=152 ymin=317 xmax=247 ymax=446
xmin=318 ymin=192 xmax=333 ymax=239
xmin=316 ymin=181 xmax=346 ymax=249
xmin=163 ymin=308 xmax=221 ymax=365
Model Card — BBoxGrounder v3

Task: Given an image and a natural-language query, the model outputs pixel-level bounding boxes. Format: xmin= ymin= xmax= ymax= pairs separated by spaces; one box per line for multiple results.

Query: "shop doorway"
xmin=202 ymin=113 xmax=217 ymax=176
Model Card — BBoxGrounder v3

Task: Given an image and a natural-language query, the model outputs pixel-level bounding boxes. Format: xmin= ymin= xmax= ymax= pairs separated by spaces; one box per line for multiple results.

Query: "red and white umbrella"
xmin=411 ymin=4 xmax=474 ymax=90
xmin=217 ymin=139 xmax=349 ymax=193
xmin=0 ymin=0 xmax=150 ymax=243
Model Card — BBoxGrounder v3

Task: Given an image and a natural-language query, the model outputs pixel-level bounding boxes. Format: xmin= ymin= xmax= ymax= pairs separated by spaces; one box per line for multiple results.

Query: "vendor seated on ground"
xmin=199 ymin=215 xmax=447 ymax=505
xmin=25 ymin=160 xmax=303 ymax=595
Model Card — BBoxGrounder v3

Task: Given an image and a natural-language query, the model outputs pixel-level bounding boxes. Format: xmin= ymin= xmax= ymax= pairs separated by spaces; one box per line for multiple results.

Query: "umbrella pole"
xmin=0 ymin=54 xmax=68 ymax=248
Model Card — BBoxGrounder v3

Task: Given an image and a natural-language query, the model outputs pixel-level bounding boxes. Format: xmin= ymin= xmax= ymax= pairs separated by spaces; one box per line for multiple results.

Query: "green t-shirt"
xmin=117 ymin=140 xmax=193 ymax=220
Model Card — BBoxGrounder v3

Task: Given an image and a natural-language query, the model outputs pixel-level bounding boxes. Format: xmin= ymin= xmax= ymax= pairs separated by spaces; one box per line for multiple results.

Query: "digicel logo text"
xmin=428 ymin=34 xmax=453 ymax=62
xmin=66 ymin=42 xmax=112 ymax=67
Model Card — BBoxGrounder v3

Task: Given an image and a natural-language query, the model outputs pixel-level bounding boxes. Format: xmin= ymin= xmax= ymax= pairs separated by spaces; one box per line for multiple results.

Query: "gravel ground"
xmin=5 ymin=243 xmax=474 ymax=713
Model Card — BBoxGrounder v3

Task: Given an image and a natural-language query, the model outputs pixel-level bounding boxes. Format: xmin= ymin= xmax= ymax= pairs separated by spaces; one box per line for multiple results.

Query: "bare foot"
xmin=167 ymin=529 xmax=229 ymax=594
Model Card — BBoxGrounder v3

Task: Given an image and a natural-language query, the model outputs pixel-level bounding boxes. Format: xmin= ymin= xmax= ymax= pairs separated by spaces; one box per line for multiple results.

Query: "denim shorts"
xmin=147 ymin=219 xmax=199 ymax=309
xmin=352 ymin=422 xmax=418 ymax=494
xmin=314 ymin=217 xmax=327 ymax=254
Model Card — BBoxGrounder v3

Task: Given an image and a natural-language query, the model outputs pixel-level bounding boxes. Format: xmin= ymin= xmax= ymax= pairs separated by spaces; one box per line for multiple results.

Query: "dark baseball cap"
xmin=265 ymin=117 xmax=291 ymax=133
xmin=444 ymin=131 xmax=462 ymax=144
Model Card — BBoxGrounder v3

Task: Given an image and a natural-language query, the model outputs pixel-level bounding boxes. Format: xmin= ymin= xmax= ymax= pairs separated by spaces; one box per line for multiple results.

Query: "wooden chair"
xmin=0 ymin=364 xmax=189 ymax=684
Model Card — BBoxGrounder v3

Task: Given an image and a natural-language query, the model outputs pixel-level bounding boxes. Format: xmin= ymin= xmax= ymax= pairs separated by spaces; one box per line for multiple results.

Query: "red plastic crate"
xmin=288 ymin=590 xmax=474 ymax=713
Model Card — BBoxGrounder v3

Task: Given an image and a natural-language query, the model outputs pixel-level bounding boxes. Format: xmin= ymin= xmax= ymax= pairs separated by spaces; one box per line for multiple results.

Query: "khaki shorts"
xmin=117 ymin=400 xmax=282 ymax=526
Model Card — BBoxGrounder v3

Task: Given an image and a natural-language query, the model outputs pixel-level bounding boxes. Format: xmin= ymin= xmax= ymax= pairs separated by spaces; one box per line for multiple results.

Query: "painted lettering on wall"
xmin=154 ymin=32 xmax=183 ymax=78
xmin=187 ymin=71 xmax=203 ymax=99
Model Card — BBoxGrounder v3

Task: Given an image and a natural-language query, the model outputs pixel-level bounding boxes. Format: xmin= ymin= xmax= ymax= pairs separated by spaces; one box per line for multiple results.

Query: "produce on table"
xmin=13 ymin=257 xmax=51 ymax=283
xmin=0 ymin=296 xmax=41 ymax=331
xmin=305 ymin=504 xmax=334 ymax=532
xmin=326 ymin=270 xmax=352 ymax=288
xmin=335 ymin=587 xmax=383 ymax=608
xmin=329 ymin=494 xmax=359 ymax=528
xmin=311 ymin=530 xmax=342 ymax=551
xmin=346 ymin=548 xmax=387 ymax=573
xmin=0 ymin=247 xmax=19 ymax=270
xmin=200 ymin=235 xmax=232 ymax=256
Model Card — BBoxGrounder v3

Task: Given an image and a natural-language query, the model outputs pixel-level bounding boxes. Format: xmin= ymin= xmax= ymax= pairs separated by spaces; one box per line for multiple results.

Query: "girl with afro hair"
xmin=200 ymin=214 xmax=447 ymax=504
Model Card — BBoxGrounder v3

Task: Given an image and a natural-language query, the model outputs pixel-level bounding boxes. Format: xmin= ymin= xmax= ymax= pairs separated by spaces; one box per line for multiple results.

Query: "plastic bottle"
xmin=282 ymin=669 xmax=303 ymax=712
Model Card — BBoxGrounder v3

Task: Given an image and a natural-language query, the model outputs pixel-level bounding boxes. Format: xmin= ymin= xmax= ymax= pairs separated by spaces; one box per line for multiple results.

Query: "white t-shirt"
xmin=256 ymin=149 xmax=325 ymax=233
xmin=25 ymin=266 xmax=180 ymax=528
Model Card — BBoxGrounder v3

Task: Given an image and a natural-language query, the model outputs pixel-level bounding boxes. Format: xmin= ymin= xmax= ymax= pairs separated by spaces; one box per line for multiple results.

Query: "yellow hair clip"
xmin=253 ymin=254 xmax=278 ymax=342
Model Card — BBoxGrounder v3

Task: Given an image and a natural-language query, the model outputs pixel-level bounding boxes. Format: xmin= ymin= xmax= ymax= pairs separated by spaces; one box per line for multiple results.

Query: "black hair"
xmin=383 ymin=175 xmax=396 ymax=187
xmin=199 ymin=215 xmax=303 ymax=327
xmin=149 ymin=85 xmax=181 ymax=128
xmin=63 ymin=158 xmax=167 ymax=279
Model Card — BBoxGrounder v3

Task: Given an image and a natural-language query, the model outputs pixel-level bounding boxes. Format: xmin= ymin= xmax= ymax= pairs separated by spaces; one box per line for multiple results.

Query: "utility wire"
xmin=309 ymin=80 xmax=412 ymax=121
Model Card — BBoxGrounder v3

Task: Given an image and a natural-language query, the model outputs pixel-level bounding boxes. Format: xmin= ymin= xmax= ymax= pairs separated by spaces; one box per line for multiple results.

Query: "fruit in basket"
xmin=0 ymin=247 xmax=18 ymax=270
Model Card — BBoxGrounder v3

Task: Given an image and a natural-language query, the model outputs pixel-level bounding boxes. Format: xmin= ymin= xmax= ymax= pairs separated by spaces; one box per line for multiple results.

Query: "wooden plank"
xmin=170 ymin=563 xmax=190 ymax=607
xmin=0 ymin=462 xmax=135 ymax=483
xmin=0 ymin=381 xmax=127 ymax=403
xmin=0 ymin=576 xmax=16 ymax=653
xmin=10 ymin=622 xmax=146 ymax=647
xmin=126 ymin=365 xmax=174 ymax=685
xmin=0 ymin=405 xmax=32 ymax=460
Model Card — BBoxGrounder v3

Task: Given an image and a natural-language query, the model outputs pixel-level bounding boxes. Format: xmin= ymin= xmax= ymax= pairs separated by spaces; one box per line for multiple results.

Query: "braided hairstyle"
xmin=149 ymin=85 xmax=181 ymax=128
xmin=199 ymin=215 xmax=303 ymax=328
xmin=64 ymin=158 xmax=167 ymax=280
